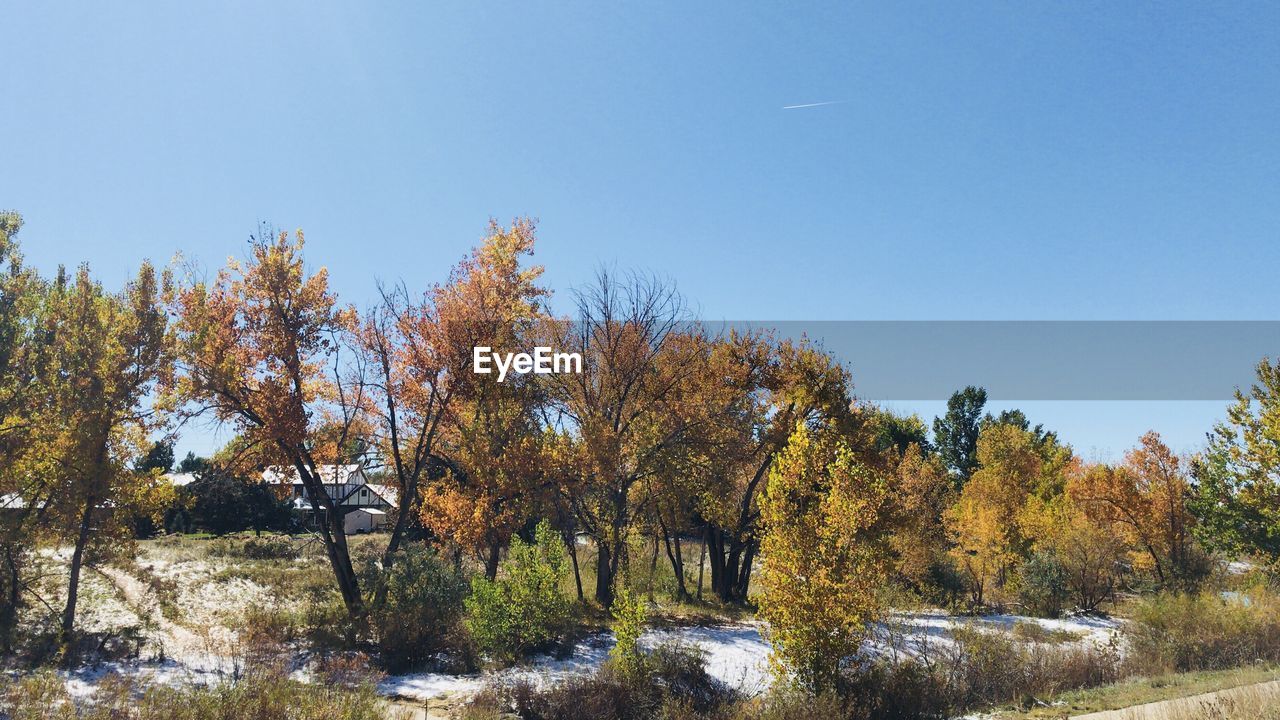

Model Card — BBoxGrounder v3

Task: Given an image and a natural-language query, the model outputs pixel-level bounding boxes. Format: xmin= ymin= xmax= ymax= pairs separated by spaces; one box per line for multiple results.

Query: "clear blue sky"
xmin=4 ymin=2 xmax=1278 ymax=460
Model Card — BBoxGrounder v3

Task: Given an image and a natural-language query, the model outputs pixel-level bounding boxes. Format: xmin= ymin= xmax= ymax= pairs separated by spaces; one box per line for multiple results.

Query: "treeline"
xmin=2 ymin=213 xmax=1280 ymax=680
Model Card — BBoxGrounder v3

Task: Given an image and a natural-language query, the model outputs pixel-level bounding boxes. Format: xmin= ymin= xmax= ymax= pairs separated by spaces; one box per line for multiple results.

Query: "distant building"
xmin=261 ymin=463 xmax=397 ymax=534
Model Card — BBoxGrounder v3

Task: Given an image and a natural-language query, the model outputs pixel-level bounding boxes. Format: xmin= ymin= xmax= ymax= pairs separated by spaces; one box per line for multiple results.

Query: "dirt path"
xmin=97 ymin=565 xmax=236 ymax=673
xmin=1071 ymin=678 xmax=1280 ymax=719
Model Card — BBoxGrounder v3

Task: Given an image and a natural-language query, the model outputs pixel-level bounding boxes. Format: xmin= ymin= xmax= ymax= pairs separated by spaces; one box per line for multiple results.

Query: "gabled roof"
xmin=363 ymin=483 xmax=399 ymax=508
xmin=262 ymin=464 xmax=365 ymax=485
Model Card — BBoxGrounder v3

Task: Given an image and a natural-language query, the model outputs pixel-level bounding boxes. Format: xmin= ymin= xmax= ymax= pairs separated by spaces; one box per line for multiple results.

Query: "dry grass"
xmin=1001 ymin=666 xmax=1280 ymax=719
xmin=1072 ymin=679 xmax=1280 ymax=720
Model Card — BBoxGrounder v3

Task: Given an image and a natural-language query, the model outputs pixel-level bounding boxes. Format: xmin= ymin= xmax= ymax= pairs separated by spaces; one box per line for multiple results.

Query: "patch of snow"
xmin=381 ymin=624 xmax=772 ymax=702
xmin=1228 ymin=560 xmax=1254 ymax=575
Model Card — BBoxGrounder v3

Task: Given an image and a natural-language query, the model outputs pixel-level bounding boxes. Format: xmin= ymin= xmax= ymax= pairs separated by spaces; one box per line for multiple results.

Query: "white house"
xmin=261 ymin=463 xmax=398 ymax=533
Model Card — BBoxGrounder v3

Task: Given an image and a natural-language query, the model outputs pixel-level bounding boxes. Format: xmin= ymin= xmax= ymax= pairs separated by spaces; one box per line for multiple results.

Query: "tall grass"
xmin=1123 ymin=589 xmax=1280 ymax=675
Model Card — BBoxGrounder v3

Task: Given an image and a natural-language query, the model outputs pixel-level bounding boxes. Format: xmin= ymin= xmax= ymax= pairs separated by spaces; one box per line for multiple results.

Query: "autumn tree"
xmin=886 ymin=441 xmax=952 ymax=592
xmin=1038 ymin=499 xmax=1125 ymax=612
xmin=544 ymin=269 xmax=695 ymax=606
xmin=1190 ymin=358 xmax=1280 ymax=566
xmin=696 ymin=330 xmax=863 ymax=604
xmin=944 ymin=422 xmax=1072 ymax=605
xmin=933 ymin=386 xmax=987 ymax=485
xmin=44 ymin=262 xmax=171 ymax=640
xmin=1069 ymin=432 xmax=1199 ymax=586
xmin=0 ymin=212 xmax=54 ymax=649
xmin=416 ymin=220 xmax=553 ymax=579
xmin=171 ymin=228 xmax=369 ymax=620
xmin=758 ymin=423 xmax=890 ymax=691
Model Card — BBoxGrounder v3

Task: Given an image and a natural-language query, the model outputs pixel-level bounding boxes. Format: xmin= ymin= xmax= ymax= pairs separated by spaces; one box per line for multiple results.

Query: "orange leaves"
xmin=1067 ymin=431 xmax=1196 ymax=584
xmin=172 ymin=228 xmax=345 ymax=455
xmin=407 ymin=220 xmax=554 ymax=561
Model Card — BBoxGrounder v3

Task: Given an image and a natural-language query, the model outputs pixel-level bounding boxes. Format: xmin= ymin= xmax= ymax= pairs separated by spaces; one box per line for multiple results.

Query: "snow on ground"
xmin=875 ymin=609 xmax=1121 ymax=654
xmin=380 ymin=612 xmax=1119 ymax=703
xmin=48 ymin=609 xmax=1120 ymax=704
xmin=380 ymin=623 xmax=771 ymax=702
xmin=33 ymin=543 xmax=1121 ymax=706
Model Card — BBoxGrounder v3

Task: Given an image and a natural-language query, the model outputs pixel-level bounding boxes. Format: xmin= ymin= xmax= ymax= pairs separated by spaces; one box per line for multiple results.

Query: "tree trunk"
xmin=1 ymin=545 xmax=21 ymax=653
xmin=292 ymin=457 xmax=364 ymax=623
xmin=595 ymin=541 xmax=613 ymax=606
xmin=719 ymin=541 xmax=743 ymax=602
xmin=321 ymin=507 xmax=364 ymax=622
xmin=484 ymin=541 xmax=501 ymax=581
xmin=706 ymin=526 xmax=723 ymax=599
xmin=648 ymin=534 xmax=659 ymax=599
xmin=658 ymin=514 xmax=690 ymax=601
xmin=735 ymin=540 xmax=756 ymax=600
xmin=696 ymin=530 xmax=706 ymax=601
xmin=373 ymin=489 xmax=421 ymax=611
xmin=565 ymin=534 xmax=584 ymax=602
xmin=62 ymin=495 xmax=96 ymax=641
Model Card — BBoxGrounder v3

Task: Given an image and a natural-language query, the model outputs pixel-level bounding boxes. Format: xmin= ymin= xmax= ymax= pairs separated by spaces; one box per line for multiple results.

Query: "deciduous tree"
xmin=758 ymin=423 xmax=890 ymax=691
xmin=544 ymin=269 xmax=694 ymax=606
xmin=170 ymin=228 xmax=369 ymax=620
xmin=696 ymin=331 xmax=862 ymax=604
xmin=44 ymin=262 xmax=170 ymax=640
xmin=1069 ymin=432 xmax=1198 ymax=586
xmin=1190 ymin=358 xmax=1280 ymax=566
xmin=416 ymin=220 xmax=552 ymax=579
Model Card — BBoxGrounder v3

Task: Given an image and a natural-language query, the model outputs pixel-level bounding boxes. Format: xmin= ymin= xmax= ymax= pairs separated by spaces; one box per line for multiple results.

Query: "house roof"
xmin=363 ymin=483 xmax=399 ymax=508
xmin=164 ymin=472 xmax=199 ymax=487
xmin=262 ymin=464 xmax=365 ymax=485
xmin=0 ymin=493 xmax=41 ymax=510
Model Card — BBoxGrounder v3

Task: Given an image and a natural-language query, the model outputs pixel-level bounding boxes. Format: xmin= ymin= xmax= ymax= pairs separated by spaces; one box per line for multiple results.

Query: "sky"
xmin=3 ymin=2 xmax=1278 ymax=460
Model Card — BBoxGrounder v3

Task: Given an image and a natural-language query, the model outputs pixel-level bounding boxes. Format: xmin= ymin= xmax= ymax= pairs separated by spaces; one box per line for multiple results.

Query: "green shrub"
xmin=209 ymin=534 xmax=299 ymax=561
xmin=1016 ymin=552 xmax=1068 ymax=618
xmin=241 ymin=536 xmax=300 ymax=560
xmin=366 ymin=546 xmax=469 ymax=672
xmin=465 ymin=521 xmax=572 ymax=664
xmin=610 ymin=586 xmax=647 ymax=676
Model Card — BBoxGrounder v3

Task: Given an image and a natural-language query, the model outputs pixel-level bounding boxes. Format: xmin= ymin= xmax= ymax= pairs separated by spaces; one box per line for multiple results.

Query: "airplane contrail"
xmin=782 ymin=100 xmax=846 ymax=110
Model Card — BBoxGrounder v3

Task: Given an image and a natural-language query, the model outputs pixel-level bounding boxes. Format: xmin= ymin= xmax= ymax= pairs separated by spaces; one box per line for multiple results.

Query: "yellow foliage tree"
xmin=416 ymin=220 xmax=552 ymax=579
xmin=944 ymin=422 xmax=1073 ymax=605
xmin=758 ymin=423 xmax=889 ymax=691
xmin=889 ymin=442 xmax=953 ymax=590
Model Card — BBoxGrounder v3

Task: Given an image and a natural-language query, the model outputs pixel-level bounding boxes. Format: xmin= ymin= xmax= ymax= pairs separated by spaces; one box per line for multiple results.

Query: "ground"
xmin=6 ymin=534 xmax=1266 ymax=719
xmin=995 ymin=666 xmax=1280 ymax=719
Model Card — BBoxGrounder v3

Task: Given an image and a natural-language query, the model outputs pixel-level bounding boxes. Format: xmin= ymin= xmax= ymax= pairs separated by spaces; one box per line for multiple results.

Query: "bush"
xmin=210 ymin=534 xmax=300 ymax=560
xmin=1016 ymin=552 xmax=1069 ymax=618
xmin=494 ymin=642 xmax=738 ymax=720
xmin=242 ymin=536 xmax=301 ymax=560
xmin=1123 ymin=589 xmax=1280 ymax=674
xmin=465 ymin=521 xmax=573 ymax=664
xmin=938 ymin=625 xmax=1120 ymax=710
xmin=366 ymin=546 xmax=469 ymax=672
xmin=610 ymin=586 xmax=647 ymax=676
